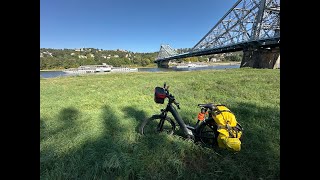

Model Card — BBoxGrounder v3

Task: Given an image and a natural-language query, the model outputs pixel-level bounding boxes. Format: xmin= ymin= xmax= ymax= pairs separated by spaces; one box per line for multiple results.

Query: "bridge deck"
xmin=154 ymin=37 xmax=279 ymax=63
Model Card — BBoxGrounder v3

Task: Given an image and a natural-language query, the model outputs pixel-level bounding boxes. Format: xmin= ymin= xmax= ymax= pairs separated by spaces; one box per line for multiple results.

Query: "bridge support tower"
xmin=157 ymin=60 xmax=169 ymax=68
xmin=241 ymin=47 xmax=280 ymax=69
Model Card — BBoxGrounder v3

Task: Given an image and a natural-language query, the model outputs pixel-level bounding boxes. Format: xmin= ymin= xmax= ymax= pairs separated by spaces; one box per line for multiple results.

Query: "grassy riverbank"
xmin=40 ymin=68 xmax=280 ymax=179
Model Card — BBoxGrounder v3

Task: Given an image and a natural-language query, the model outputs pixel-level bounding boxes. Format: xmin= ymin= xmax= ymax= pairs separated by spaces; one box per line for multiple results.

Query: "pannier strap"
xmin=217 ymin=125 xmax=240 ymax=138
xmin=217 ymin=125 xmax=234 ymax=131
xmin=214 ymin=105 xmax=239 ymax=138
xmin=214 ymin=109 xmax=233 ymax=115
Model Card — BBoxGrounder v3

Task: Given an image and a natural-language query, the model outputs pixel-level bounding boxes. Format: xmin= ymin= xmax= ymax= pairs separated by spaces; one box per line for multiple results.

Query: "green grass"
xmin=40 ymin=68 xmax=280 ymax=179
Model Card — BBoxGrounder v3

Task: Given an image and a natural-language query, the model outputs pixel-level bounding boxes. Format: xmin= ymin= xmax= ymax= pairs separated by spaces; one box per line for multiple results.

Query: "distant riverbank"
xmin=40 ymin=61 xmax=241 ymax=71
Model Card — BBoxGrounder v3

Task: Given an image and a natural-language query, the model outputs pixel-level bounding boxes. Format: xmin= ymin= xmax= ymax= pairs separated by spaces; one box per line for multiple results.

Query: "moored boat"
xmin=111 ymin=67 xmax=138 ymax=72
xmin=63 ymin=63 xmax=112 ymax=74
xmin=173 ymin=62 xmax=208 ymax=69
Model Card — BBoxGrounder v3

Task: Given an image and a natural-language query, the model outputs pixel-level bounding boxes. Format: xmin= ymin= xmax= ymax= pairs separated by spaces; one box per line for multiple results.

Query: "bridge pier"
xmin=157 ymin=60 xmax=169 ymax=68
xmin=240 ymin=47 xmax=280 ymax=69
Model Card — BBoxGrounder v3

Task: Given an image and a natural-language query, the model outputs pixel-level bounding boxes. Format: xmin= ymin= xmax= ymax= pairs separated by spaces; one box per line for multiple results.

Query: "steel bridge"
xmin=155 ymin=0 xmax=280 ymax=69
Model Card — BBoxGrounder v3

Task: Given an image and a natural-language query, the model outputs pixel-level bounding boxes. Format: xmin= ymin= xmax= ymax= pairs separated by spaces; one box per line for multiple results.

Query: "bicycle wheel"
xmin=197 ymin=122 xmax=218 ymax=147
xmin=139 ymin=115 xmax=175 ymax=136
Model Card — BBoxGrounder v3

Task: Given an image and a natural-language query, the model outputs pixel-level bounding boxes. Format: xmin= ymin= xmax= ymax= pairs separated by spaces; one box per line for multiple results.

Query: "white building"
xmin=79 ymin=55 xmax=87 ymax=59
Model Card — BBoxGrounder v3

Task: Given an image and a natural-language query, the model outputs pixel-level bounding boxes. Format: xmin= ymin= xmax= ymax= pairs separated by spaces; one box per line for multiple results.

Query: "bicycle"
xmin=139 ymin=83 xmax=230 ymax=147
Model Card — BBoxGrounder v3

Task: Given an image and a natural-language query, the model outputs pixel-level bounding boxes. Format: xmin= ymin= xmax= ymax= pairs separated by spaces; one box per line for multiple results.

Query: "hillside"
xmin=40 ymin=48 xmax=242 ymax=70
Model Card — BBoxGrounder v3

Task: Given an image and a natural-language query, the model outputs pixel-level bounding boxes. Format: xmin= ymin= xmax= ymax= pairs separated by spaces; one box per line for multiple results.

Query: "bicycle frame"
xmin=147 ymin=84 xmax=243 ymax=150
xmin=159 ymin=101 xmax=193 ymax=137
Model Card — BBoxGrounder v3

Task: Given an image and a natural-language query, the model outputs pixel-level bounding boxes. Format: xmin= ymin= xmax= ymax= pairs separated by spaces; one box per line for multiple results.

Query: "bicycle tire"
xmin=197 ymin=122 xmax=218 ymax=147
xmin=139 ymin=115 xmax=175 ymax=136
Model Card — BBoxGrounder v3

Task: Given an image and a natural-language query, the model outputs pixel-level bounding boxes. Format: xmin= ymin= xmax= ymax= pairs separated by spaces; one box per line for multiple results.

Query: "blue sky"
xmin=40 ymin=0 xmax=237 ymax=53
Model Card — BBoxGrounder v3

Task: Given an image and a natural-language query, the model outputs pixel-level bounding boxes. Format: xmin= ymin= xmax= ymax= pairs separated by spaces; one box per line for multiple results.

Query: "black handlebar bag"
xmin=154 ymin=87 xmax=166 ymax=104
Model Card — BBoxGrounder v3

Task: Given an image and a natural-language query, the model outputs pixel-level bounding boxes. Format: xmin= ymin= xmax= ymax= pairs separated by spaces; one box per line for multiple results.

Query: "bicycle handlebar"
xmin=163 ymin=83 xmax=180 ymax=109
xmin=166 ymin=92 xmax=180 ymax=109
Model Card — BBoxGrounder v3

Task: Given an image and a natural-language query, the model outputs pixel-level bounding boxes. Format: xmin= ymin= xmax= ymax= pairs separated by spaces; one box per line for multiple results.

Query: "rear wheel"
xmin=139 ymin=115 xmax=175 ymax=136
xmin=197 ymin=122 xmax=218 ymax=147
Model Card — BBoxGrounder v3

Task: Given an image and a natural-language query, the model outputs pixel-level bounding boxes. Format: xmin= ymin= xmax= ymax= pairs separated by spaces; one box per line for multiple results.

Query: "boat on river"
xmin=111 ymin=67 xmax=138 ymax=72
xmin=63 ymin=63 xmax=113 ymax=74
xmin=173 ymin=62 xmax=208 ymax=69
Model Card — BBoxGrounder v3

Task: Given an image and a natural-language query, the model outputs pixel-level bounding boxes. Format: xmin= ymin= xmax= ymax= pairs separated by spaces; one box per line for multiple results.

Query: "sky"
xmin=40 ymin=0 xmax=238 ymax=53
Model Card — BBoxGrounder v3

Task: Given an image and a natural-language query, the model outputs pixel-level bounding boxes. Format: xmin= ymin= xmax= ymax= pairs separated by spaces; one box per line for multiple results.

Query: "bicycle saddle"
xmin=198 ymin=103 xmax=216 ymax=110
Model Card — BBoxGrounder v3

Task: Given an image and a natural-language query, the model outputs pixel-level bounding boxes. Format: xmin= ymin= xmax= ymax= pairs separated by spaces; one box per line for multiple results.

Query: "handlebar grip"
xmin=174 ymin=101 xmax=180 ymax=109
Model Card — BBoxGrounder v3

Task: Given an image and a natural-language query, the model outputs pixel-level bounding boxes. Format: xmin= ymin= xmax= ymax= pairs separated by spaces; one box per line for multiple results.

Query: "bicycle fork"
xmin=157 ymin=117 xmax=165 ymax=132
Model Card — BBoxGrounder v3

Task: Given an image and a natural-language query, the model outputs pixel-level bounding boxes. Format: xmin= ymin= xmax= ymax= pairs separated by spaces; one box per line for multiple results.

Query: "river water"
xmin=40 ymin=64 xmax=240 ymax=78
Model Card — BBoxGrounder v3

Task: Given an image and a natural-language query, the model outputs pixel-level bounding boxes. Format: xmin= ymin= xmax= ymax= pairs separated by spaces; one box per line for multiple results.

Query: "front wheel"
xmin=139 ymin=115 xmax=175 ymax=136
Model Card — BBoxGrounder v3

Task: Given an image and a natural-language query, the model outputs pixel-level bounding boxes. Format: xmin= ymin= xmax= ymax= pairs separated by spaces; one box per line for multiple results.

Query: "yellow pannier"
xmin=212 ymin=105 xmax=243 ymax=152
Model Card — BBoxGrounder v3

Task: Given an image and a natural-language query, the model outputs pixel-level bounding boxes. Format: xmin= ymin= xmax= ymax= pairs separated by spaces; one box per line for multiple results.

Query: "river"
xmin=40 ymin=64 xmax=240 ymax=78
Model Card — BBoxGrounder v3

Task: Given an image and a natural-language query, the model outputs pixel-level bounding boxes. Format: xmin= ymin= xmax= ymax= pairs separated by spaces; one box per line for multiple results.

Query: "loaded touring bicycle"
xmin=139 ymin=83 xmax=243 ymax=151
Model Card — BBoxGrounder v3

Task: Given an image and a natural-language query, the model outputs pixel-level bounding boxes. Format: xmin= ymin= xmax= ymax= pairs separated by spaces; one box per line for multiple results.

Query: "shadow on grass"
xmin=214 ymin=101 xmax=280 ymax=179
xmin=40 ymin=105 xmax=137 ymax=179
xmin=122 ymin=106 xmax=148 ymax=133
xmin=40 ymin=102 xmax=280 ymax=179
xmin=40 ymin=107 xmax=80 ymax=143
xmin=40 ymin=104 xmax=200 ymax=179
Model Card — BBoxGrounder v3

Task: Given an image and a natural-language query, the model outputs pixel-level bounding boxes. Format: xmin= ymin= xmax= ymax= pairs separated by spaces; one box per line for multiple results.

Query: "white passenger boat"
xmin=173 ymin=62 xmax=208 ymax=69
xmin=111 ymin=67 xmax=138 ymax=72
xmin=63 ymin=63 xmax=113 ymax=74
